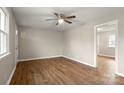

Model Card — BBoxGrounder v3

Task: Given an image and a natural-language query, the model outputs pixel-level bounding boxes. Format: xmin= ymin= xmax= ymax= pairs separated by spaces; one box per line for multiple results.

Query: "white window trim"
xmin=0 ymin=52 xmax=10 ymax=59
xmin=0 ymin=7 xmax=10 ymax=59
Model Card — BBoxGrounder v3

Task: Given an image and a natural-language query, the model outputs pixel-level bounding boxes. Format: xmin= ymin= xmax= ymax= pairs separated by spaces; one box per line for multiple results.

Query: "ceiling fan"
xmin=45 ymin=13 xmax=76 ymax=25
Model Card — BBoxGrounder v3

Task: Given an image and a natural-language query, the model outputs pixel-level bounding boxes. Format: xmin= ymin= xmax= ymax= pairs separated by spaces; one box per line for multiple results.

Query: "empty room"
xmin=0 ymin=7 xmax=124 ymax=85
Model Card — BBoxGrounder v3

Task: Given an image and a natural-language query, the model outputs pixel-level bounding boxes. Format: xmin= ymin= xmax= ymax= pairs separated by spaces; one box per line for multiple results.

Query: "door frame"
xmin=94 ymin=20 xmax=118 ymax=74
xmin=15 ymin=25 xmax=18 ymax=65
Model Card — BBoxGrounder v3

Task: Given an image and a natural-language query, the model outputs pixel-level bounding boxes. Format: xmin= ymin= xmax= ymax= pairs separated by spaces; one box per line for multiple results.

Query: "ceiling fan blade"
xmin=66 ymin=15 xmax=76 ymax=19
xmin=56 ymin=22 xmax=59 ymax=25
xmin=64 ymin=20 xmax=72 ymax=24
xmin=54 ymin=13 xmax=59 ymax=17
xmin=45 ymin=19 xmax=57 ymax=21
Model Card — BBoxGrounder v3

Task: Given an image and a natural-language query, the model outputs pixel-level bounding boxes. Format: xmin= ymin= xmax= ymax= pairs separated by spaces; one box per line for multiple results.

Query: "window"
xmin=108 ymin=34 xmax=115 ymax=48
xmin=0 ymin=8 xmax=9 ymax=57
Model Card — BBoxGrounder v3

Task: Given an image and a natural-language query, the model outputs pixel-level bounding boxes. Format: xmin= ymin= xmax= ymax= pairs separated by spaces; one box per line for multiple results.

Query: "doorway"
xmin=94 ymin=20 xmax=118 ymax=76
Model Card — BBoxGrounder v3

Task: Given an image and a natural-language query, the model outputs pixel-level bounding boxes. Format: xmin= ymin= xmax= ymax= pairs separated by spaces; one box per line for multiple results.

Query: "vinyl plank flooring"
xmin=10 ymin=57 xmax=124 ymax=85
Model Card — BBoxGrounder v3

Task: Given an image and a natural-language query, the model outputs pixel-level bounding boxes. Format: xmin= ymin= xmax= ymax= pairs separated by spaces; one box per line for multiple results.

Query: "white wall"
xmin=18 ymin=27 xmax=64 ymax=60
xmin=63 ymin=24 xmax=94 ymax=66
xmin=63 ymin=12 xmax=124 ymax=75
xmin=97 ymin=31 xmax=115 ymax=57
xmin=0 ymin=8 xmax=17 ymax=84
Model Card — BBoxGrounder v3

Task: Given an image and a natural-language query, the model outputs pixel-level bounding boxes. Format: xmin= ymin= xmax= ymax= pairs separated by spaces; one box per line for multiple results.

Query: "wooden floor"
xmin=97 ymin=55 xmax=116 ymax=77
xmin=10 ymin=57 xmax=124 ymax=85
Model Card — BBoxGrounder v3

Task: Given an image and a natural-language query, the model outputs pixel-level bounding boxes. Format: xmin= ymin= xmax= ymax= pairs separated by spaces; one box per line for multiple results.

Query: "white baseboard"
xmin=116 ymin=73 xmax=124 ymax=77
xmin=98 ymin=54 xmax=115 ymax=58
xmin=18 ymin=55 xmax=62 ymax=62
xmin=19 ymin=55 xmax=96 ymax=68
xmin=63 ymin=56 xmax=124 ymax=77
xmin=6 ymin=65 xmax=16 ymax=85
xmin=62 ymin=55 xmax=96 ymax=68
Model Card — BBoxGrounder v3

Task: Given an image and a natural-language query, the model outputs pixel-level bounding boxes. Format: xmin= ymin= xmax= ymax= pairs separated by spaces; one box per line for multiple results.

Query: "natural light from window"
xmin=108 ymin=34 xmax=115 ymax=48
xmin=0 ymin=8 xmax=8 ymax=57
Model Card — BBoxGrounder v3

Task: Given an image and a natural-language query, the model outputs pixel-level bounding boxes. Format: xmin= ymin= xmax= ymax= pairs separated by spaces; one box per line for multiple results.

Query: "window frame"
xmin=0 ymin=7 xmax=9 ymax=58
xmin=108 ymin=34 xmax=116 ymax=48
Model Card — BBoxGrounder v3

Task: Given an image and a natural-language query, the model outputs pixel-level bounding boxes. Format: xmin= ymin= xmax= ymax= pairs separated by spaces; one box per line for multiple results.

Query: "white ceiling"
xmin=12 ymin=7 xmax=124 ymax=31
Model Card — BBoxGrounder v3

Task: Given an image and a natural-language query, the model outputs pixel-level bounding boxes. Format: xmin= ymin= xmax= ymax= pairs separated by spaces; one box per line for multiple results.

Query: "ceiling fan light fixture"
xmin=58 ymin=19 xmax=64 ymax=24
